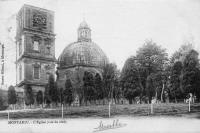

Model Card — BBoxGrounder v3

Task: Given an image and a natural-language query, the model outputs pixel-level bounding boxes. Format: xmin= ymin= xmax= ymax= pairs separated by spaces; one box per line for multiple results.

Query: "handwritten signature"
xmin=93 ymin=119 xmax=127 ymax=132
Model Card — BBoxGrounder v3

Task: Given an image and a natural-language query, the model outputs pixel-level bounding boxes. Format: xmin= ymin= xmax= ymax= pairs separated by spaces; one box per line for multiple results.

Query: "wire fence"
xmin=3 ymin=101 xmax=200 ymax=120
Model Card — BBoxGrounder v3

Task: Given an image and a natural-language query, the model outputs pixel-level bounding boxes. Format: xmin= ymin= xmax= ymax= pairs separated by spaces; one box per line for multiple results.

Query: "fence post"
xmin=109 ymin=102 xmax=111 ymax=118
xmin=62 ymin=104 xmax=63 ymax=119
xmin=7 ymin=110 xmax=9 ymax=121
xmin=151 ymin=103 xmax=153 ymax=114
xmin=189 ymin=100 xmax=190 ymax=112
xmin=24 ymin=101 xmax=26 ymax=110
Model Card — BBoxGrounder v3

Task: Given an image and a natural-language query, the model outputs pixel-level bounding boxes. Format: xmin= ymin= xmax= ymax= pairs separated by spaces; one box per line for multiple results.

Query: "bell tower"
xmin=78 ymin=21 xmax=91 ymax=42
xmin=16 ymin=4 xmax=56 ymax=101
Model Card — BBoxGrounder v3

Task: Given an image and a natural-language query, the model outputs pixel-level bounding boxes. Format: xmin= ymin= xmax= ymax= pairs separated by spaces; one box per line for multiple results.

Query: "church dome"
xmin=78 ymin=20 xmax=89 ymax=29
xmin=58 ymin=21 xmax=108 ymax=69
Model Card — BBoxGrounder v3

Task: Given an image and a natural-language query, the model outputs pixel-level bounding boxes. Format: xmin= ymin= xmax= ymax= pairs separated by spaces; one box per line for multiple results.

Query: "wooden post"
xmin=8 ymin=110 xmax=9 ymax=121
xmin=109 ymin=102 xmax=111 ymax=118
xmin=24 ymin=100 xmax=25 ymax=110
xmin=189 ymin=100 xmax=190 ymax=112
xmin=62 ymin=104 xmax=63 ymax=119
xmin=151 ymin=103 xmax=153 ymax=114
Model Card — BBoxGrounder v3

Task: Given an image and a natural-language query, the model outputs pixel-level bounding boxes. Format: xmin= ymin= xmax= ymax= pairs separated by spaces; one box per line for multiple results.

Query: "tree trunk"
xmin=129 ymin=99 xmax=133 ymax=104
xmin=161 ymin=82 xmax=165 ymax=102
xmin=136 ymin=67 xmax=145 ymax=104
xmin=149 ymin=96 xmax=152 ymax=104
xmin=155 ymin=87 xmax=158 ymax=101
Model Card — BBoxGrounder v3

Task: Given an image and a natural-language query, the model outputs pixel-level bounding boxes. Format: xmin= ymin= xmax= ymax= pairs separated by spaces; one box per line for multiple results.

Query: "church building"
xmin=15 ymin=4 xmax=108 ymax=106
xmin=15 ymin=5 xmax=56 ymax=103
xmin=57 ymin=21 xmax=108 ymax=103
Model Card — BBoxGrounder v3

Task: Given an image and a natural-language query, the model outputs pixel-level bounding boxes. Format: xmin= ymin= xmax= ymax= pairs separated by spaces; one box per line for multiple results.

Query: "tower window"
xmin=32 ymin=36 xmax=41 ymax=52
xmin=45 ymin=38 xmax=51 ymax=55
xmin=33 ymin=65 xmax=40 ymax=79
xmin=33 ymin=41 xmax=39 ymax=51
xmin=46 ymin=46 xmax=51 ymax=55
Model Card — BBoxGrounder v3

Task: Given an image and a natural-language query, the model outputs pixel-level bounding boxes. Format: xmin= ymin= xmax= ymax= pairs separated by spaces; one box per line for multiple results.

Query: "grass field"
xmin=1 ymin=103 xmax=200 ymax=119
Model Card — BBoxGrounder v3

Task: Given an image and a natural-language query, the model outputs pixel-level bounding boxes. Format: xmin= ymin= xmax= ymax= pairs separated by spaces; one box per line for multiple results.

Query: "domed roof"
xmin=58 ymin=21 xmax=108 ymax=69
xmin=58 ymin=41 xmax=108 ymax=68
xmin=78 ymin=20 xmax=90 ymax=29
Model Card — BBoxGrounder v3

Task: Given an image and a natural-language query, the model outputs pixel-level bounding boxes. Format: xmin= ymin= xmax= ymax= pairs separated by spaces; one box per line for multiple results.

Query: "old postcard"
xmin=0 ymin=0 xmax=200 ymax=132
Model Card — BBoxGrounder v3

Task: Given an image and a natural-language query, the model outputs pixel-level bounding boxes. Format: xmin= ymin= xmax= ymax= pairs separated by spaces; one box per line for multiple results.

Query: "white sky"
xmin=0 ymin=0 xmax=200 ymax=87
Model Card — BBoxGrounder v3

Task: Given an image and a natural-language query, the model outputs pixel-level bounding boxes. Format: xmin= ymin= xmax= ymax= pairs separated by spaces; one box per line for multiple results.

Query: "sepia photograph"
xmin=0 ymin=0 xmax=200 ymax=132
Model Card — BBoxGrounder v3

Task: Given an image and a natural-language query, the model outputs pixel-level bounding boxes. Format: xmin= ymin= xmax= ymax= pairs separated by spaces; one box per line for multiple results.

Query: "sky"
xmin=0 ymin=0 xmax=200 ymax=87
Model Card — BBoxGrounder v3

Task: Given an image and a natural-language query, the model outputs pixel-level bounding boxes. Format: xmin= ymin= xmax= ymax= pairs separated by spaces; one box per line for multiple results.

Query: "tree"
xmin=8 ymin=85 xmax=17 ymax=107
xmin=182 ymin=49 xmax=200 ymax=99
xmin=136 ymin=40 xmax=168 ymax=102
xmin=0 ymin=89 xmax=7 ymax=110
xmin=44 ymin=84 xmax=51 ymax=106
xmin=102 ymin=63 xmax=119 ymax=103
xmin=94 ymin=73 xmax=103 ymax=102
xmin=48 ymin=74 xmax=59 ymax=105
xmin=169 ymin=44 xmax=200 ymax=102
xmin=58 ymin=88 xmax=64 ymax=104
xmin=121 ymin=57 xmax=141 ymax=104
xmin=169 ymin=61 xmax=183 ymax=101
xmin=146 ymin=71 xmax=170 ymax=102
xmin=63 ymin=79 xmax=73 ymax=106
xmin=24 ymin=85 xmax=34 ymax=107
xmin=36 ymin=91 xmax=43 ymax=106
xmin=121 ymin=40 xmax=168 ymax=103
xmin=83 ymin=71 xmax=96 ymax=104
xmin=112 ymin=70 xmax=121 ymax=104
xmin=170 ymin=43 xmax=193 ymax=64
xmin=0 ymin=94 xmax=4 ymax=110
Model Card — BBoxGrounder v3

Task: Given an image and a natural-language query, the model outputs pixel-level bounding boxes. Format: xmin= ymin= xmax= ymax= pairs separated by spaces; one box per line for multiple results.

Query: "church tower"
xmin=16 ymin=5 xmax=56 ymax=102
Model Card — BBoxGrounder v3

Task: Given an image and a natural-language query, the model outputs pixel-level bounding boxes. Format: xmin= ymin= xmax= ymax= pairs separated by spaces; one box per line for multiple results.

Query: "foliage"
xmin=94 ymin=73 xmax=103 ymax=101
xmin=182 ymin=50 xmax=200 ymax=98
xmin=113 ymin=70 xmax=121 ymax=103
xmin=63 ymin=79 xmax=73 ymax=106
xmin=121 ymin=57 xmax=141 ymax=104
xmin=170 ymin=43 xmax=193 ymax=64
xmin=8 ymin=85 xmax=17 ymax=105
xmin=44 ymin=84 xmax=51 ymax=105
xmin=0 ymin=95 xmax=3 ymax=110
xmin=169 ymin=61 xmax=183 ymax=100
xmin=48 ymin=74 xmax=59 ymax=104
xmin=36 ymin=91 xmax=43 ymax=105
xmin=0 ymin=89 xmax=7 ymax=110
xmin=102 ymin=63 xmax=119 ymax=101
xmin=121 ymin=40 xmax=168 ymax=103
xmin=58 ymin=88 xmax=64 ymax=104
xmin=136 ymin=40 xmax=168 ymax=102
xmin=24 ymin=85 xmax=34 ymax=106
xmin=83 ymin=71 xmax=96 ymax=103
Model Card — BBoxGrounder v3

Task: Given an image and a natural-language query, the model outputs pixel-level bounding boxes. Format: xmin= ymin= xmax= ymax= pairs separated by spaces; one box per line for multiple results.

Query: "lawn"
xmin=1 ymin=103 xmax=200 ymax=119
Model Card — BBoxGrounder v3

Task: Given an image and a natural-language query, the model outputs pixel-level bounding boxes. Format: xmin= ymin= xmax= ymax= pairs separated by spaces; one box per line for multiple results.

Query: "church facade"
xmin=16 ymin=5 xmax=56 ymax=102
